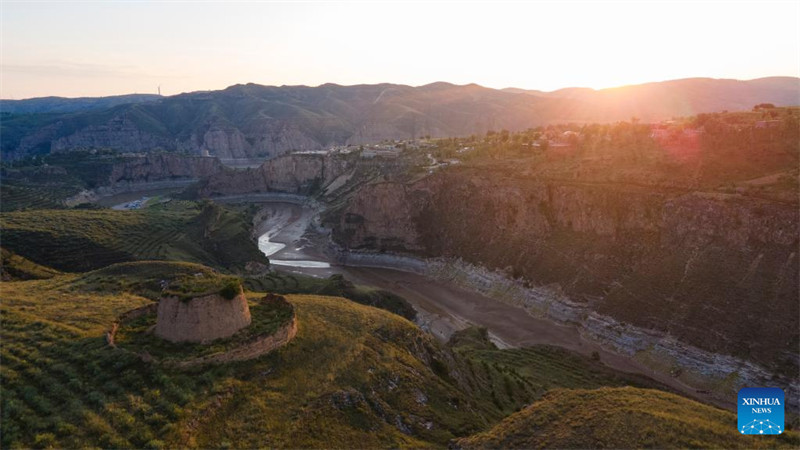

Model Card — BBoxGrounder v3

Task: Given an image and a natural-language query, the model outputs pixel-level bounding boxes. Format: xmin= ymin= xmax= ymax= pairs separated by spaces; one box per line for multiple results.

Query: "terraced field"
xmin=4 ymin=260 xmax=794 ymax=448
xmin=0 ymin=268 xmax=495 ymax=448
xmin=447 ymin=327 xmax=671 ymax=415
xmin=0 ymin=203 xmax=267 ymax=273
xmin=1 ymin=278 xmax=227 ymax=449
xmin=245 ymin=273 xmax=416 ymax=319
xmin=1 ymin=248 xmax=62 ymax=281
xmin=0 ymin=183 xmax=77 ymax=212
xmin=456 ymin=387 xmax=800 ymax=449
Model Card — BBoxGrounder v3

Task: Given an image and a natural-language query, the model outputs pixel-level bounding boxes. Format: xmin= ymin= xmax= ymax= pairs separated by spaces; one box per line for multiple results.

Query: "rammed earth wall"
xmin=155 ymin=293 xmax=252 ymax=343
xmin=165 ymin=316 xmax=297 ymax=368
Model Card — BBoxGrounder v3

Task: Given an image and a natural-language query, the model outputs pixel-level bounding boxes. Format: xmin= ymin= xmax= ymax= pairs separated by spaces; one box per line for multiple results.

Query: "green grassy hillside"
xmin=3 ymin=260 xmax=785 ymax=448
xmin=455 ymin=387 xmax=799 ymax=449
xmin=446 ymin=327 xmax=671 ymax=416
xmin=245 ymin=272 xmax=417 ymax=320
xmin=1 ymin=248 xmax=62 ymax=281
xmin=0 ymin=265 xmax=498 ymax=448
xmin=0 ymin=183 xmax=74 ymax=212
xmin=0 ymin=151 xmax=127 ymax=211
xmin=0 ymin=202 xmax=267 ymax=273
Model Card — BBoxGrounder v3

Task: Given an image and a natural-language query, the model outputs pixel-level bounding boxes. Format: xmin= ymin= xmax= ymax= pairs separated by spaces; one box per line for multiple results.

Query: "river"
xmin=254 ymin=201 xmax=732 ymax=409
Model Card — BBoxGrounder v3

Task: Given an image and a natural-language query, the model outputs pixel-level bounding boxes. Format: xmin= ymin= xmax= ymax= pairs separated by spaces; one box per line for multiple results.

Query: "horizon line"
xmin=2 ymin=75 xmax=798 ymax=102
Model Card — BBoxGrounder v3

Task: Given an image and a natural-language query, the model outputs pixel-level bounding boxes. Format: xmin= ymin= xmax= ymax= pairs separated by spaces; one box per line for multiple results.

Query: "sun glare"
xmin=1 ymin=1 xmax=798 ymax=98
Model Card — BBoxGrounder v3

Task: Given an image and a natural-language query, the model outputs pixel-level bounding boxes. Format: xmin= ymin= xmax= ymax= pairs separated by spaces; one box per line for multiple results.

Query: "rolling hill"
xmin=0 ymin=202 xmax=267 ymax=273
xmin=3 ymin=259 xmax=784 ymax=448
xmin=454 ymin=387 xmax=799 ymax=449
xmin=3 ymin=77 xmax=797 ymax=160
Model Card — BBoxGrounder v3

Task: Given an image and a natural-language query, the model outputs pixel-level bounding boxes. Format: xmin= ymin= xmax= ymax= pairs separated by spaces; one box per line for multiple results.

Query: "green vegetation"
xmin=1 ymin=248 xmax=62 ymax=281
xmin=446 ymin=327 xmax=671 ymax=415
xmin=3 ymin=105 xmax=797 ymax=448
xmin=0 ymin=150 xmax=128 ymax=211
xmin=0 ymin=202 xmax=267 ymax=273
xmin=0 ymin=183 xmax=75 ymax=212
xmin=3 ymin=259 xmax=793 ymax=448
xmin=163 ymin=274 xmax=241 ymax=302
xmin=0 ymin=268 xmax=493 ymax=448
xmin=455 ymin=387 xmax=799 ymax=449
xmin=68 ymin=261 xmax=222 ymax=300
xmin=245 ymin=273 xmax=416 ymax=320
xmin=431 ymin=107 xmax=799 ymax=202
xmin=115 ymin=296 xmax=293 ymax=361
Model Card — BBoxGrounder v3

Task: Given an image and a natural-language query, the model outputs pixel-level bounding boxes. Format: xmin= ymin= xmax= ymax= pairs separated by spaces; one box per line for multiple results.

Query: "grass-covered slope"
xmin=446 ymin=327 xmax=671 ymax=416
xmin=0 ymin=151 xmax=127 ymax=211
xmin=0 ymin=202 xmax=267 ymax=273
xmin=4 ymin=261 xmax=790 ymax=448
xmin=455 ymin=387 xmax=800 ymax=449
xmin=0 ymin=248 xmax=62 ymax=281
xmin=245 ymin=272 xmax=417 ymax=320
xmin=0 ymin=264 xmax=496 ymax=448
xmin=0 ymin=183 xmax=75 ymax=212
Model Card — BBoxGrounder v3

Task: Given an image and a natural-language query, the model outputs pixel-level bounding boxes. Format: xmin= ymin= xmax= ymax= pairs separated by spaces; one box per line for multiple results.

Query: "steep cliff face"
xmin=106 ymin=154 xmax=225 ymax=186
xmin=328 ymin=168 xmax=799 ymax=375
xmin=51 ymin=117 xmax=176 ymax=154
xmin=198 ymin=154 xmax=357 ymax=196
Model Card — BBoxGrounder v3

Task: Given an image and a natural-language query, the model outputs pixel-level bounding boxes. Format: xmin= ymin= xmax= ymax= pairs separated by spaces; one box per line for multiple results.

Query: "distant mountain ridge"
xmin=504 ymin=76 xmax=800 ymax=121
xmin=2 ymin=77 xmax=797 ymax=159
xmin=0 ymin=93 xmax=161 ymax=114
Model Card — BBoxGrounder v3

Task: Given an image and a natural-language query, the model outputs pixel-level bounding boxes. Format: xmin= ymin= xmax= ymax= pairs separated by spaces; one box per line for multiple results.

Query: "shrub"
xmin=219 ymin=279 xmax=242 ymax=300
xmin=33 ymin=433 xmax=57 ymax=449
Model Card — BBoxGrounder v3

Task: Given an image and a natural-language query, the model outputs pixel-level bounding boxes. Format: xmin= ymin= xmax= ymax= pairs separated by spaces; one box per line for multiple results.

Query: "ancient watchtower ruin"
xmin=154 ymin=277 xmax=251 ymax=343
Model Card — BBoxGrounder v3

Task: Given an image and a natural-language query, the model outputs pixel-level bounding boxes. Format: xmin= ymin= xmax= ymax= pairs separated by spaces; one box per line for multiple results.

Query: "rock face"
xmin=326 ymin=167 xmax=799 ymax=377
xmin=106 ymin=154 xmax=225 ymax=186
xmin=198 ymin=153 xmax=356 ymax=196
xmin=155 ymin=292 xmax=252 ymax=343
xmin=52 ymin=116 xmax=176 ymax=153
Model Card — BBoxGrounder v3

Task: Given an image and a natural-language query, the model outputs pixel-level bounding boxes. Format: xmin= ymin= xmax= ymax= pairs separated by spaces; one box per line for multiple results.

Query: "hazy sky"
xmin=2 ymin=1 xmax=799 ymax=99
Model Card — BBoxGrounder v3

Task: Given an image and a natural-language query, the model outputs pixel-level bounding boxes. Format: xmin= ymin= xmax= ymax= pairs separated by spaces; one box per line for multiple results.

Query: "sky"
xmin=2 ymin=1 xmax=799 ymax=99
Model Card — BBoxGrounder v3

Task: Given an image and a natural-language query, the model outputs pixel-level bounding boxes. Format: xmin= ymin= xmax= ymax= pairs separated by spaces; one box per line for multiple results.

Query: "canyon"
xmin=323 ymin=167 xmax=799 ymax=377
xmin=173 ymin=147 xmax=798 ymax=409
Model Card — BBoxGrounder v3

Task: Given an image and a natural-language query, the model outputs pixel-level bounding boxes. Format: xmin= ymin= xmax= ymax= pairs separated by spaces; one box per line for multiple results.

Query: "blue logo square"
xmin=738 ymin=387 xmax=784 ymax=435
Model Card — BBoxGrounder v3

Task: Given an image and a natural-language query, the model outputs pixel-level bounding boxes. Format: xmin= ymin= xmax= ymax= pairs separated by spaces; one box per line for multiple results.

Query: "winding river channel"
xmin=253 ymin=200 xmax=732 ymax=409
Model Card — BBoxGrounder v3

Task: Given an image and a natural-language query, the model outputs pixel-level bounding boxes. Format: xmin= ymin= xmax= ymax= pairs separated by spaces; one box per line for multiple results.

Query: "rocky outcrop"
xmin=105 ymin=153 xmax=225 ymax=186
xmin=326 ymin=167 xmax=799 ymax=379
xmin=155 ymin=292 xmax=252 ymax=343
xmin=421 ymin=258 xmax=799 ymax=408
xmin=198 ymin=153 xmax=356 ymax=196
xmin=198 ymin=123 xmax=252 ymax=159
xmin=51 ymin=116 xmax=175 ymax=153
